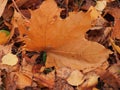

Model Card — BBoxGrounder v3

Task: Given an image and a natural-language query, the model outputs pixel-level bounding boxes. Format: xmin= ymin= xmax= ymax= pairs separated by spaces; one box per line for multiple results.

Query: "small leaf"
xmin=2 ymin=53 xmax=18 ymax=66
xmin=0 ymin=30 xmax=10 ymax=44
xmin=110 ymin=38 xmax=120 ymax=54
xmin=15 ymin=72 xmax=32 ymax=89
xmin=0 ymin=0 xmax=8 ymax=17
xmin=42 ymin=51 xmax=47 ymax=64
xmin=0 ymin=30 xmax=10 ymax=36
xmin=67 ymin=70 xmax=84 ymax=86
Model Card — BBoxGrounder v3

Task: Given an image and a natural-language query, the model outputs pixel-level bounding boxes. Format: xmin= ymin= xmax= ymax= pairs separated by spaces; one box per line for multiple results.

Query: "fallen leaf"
xmin=0 ymin=0 xmax=7 ymax=17
xmin=112 ymin=19 xmax=120 ymax=39
xmin=67 ymin=70 xmax=84 ymax=86
xmin=56 ymin=67 xmax=71 ymax=79
xmin=106 ymin=8 xmax=120 ymax=39
xmin=83 ymin=73 xmax=99 ymax=88
xmin=5 ymin=72 xmax=17 ymax=90
xmin=0 ymin=44 xmax=12 ymax=54
xmin=110 ymin=38 xmax=120 ymax=54
xmin=92 ymin=87 xmax=99 ymax=90
xmin=15 ymin=72 xmax=32 ymax=89
xmin=33 ymin=71 xmax=55 ymax=88
xmin=95 ymin=0 xmax=107 ymax=13
xmin=99 ymin=71 xmax=120 ymax=89
xmin=0 ymin=71 xmax=2 ymax=86
xmin=78 ymin=72 xmax=99 ymax=90
xmin=0 ymin=30 xmax=10 ymax=45
xmin=2 ymin=53 xmax=18 ymax=66
xmin=53 ymin=77 xmax=74 ymax=90
xmin=14 ymin=0 xmax=111 ymax=72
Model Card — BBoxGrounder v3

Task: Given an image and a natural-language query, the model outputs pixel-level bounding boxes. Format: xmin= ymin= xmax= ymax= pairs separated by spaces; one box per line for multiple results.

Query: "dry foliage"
xmin=0 ymin=0 xmax=7 ymax=17
xmin=13 ymin=0 xmax=111 ymax=72
xmin=1 ymin=0 xmax=120 ymax=90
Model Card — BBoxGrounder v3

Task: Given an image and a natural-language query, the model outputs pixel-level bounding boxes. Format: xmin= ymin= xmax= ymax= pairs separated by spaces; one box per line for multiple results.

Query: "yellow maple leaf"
xmin=13 ymin=0 xmax=111 ymax=72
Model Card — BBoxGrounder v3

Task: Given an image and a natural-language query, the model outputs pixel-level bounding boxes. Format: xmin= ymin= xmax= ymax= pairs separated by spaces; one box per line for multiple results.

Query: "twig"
xmin=12 ymin=0 xmax=28 ymax=20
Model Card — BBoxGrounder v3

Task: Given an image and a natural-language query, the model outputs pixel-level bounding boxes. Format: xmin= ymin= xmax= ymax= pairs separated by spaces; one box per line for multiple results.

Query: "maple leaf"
xmin=14 ymin=0 xmax=111 ymax=72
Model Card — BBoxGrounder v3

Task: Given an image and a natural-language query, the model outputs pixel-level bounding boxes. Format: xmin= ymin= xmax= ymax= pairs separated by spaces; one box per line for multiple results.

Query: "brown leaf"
xmin=0 ymin=0 xmax=8 ymax=17
xmin=56 ymin=67 xmax=71 ymax=79
xmin=15 ymin=72 xmax=32 ymax=89
xmin=98 ymin=71 xmax=120 ymax=89
xmin=107 ymin=8 xmax=120 ymax=39
xmin=112 ymin=19 xmax=120 ymax=39
xmin=53 ymin=77 xmax=74 ymax=90
xmin=14 ymin=0 xmax=111 ymax=72
xmin=33 ymin=71 xmax=55 ymax=88
xmin=0 ymin=44 xmax=12 ymax=54
xmin=5 ymin=72 xmax=17 ymax=90
xmin=81 ymin=72 xmax=99 ymax=89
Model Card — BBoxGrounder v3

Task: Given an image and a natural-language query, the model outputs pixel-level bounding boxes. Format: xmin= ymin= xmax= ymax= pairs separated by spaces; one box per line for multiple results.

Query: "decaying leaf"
xmin=2 ymin=53 xmax=18 ymax=66
xmin=0 ymin=0 xmax=7 ymax=17
xmin=67 ymin=70 xmax=84 ymax=86
xmin=13 ymin=0 xmax=111 ymax=72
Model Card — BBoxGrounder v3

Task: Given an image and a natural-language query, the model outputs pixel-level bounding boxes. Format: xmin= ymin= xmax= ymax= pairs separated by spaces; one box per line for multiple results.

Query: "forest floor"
xmin=0 ymin=0 xmax=120 ymax=90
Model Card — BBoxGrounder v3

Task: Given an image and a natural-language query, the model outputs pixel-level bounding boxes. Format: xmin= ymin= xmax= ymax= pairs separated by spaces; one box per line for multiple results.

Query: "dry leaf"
xmin=53 ymin=77 xmax=74 ymax=90
xmin=78 ymin=72 xmax=99 ymax=90
xmin=67 ymin=70 xmax=84 ymax=86
xmin=0 ymin=78 xmax=2 ymax=86
xmin=14 ymin=0 xmax=111 ymax=72
xmin=107 ymin=8 xmax=120 ymax=39
xmin=95 ymin=0 xmax=107 ymax=12
xmin=56 ymin=67 xmax=71 ymax=79
xmin=92 ymin=87 xmax=99 ymax=90
xmin=15 ymin=72 xmax=32 ymax=89
xmin=0 ymin=44 xmax=12 ymax=54
xmin=0 ymin=31 xmax=10 ymax=45
xmin=1 ymin=53 xmax=18 ymax=66
xmin=99 ymin=71 xmax=120 ymax=89
xmin=33 ymin=71 xmax=55 ymax=88
xmin=112 ymin=19 xmax=120 ymax=39
xmin=110 ymin=38 xmax=120 ymax=54
xmin=83 ymin=73 xmax=99 ymax=88
xmin=0 ymin=0 xmax=7 ymax=17
xmin=0 ymin=71 xmax=2 ymax=85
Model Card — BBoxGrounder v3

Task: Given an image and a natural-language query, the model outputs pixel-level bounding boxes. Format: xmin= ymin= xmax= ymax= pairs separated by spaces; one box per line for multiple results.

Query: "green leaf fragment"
xmin=0 ymin=30 xmax=10 ymax=36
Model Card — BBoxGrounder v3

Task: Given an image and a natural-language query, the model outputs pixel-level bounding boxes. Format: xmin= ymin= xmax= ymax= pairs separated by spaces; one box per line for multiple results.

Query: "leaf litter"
xmin=0 ymin=0 xmax=120 ymax=90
